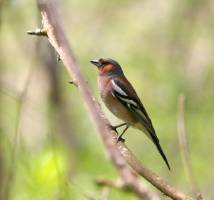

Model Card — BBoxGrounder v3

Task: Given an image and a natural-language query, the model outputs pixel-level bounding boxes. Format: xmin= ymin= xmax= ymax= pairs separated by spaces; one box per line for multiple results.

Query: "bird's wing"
xmin=111 ymin=78 xmax=171 ymax=170
xmin=111 ymin=78 xmax=157 ymax=140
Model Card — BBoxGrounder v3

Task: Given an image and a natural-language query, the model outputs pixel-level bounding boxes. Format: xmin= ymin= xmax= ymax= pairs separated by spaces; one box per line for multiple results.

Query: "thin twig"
xmin=96 ymin=177 xmax=132 ymax=192
xmin=27 ymin=28 xmax=47 ymax=36
xmin=28 ymin=1 xmax=195 ymax=199
xmin=177 ymin=94 xmax=204 ymax=200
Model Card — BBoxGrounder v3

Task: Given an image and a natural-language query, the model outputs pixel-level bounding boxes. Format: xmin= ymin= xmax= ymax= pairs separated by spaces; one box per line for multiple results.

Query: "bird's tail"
xmin=152 ymin=138 xmax=171 ymax=170
xmin=141 ymin=126 xmax=170 ymax=170
xmin=135 ymin=123 xmax=171 ymax=170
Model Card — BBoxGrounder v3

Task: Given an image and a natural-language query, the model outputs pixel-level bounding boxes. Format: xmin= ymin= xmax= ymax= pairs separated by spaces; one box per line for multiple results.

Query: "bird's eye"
xmin=102 ymin=62 xmax=108 ymax=66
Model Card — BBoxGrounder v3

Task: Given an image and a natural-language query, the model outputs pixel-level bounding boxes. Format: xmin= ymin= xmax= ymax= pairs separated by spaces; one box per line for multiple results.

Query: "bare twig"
xmin=96 ymin=177 xmax=133 ymax=192
xmin=27 ymin=28 xmax=47 ymax=36
xmin=28 ymin=0 xmax=195 ymax=199
xmin=177 ymin=95 xmax=204 ymax=200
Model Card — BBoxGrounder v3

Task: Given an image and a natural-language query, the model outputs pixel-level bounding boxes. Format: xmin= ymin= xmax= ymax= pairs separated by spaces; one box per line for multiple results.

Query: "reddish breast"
xmin=98 ymin=75 xmax=136 ymax=124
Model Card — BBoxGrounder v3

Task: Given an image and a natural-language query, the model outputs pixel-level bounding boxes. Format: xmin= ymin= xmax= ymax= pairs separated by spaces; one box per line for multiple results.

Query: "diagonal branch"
xmin=28 ymin=0 xmax=195 ymax=199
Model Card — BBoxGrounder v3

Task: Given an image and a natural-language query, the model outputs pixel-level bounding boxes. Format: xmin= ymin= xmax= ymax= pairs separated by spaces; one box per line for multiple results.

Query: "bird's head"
xmin=90 ymin=58 xmax=124 ymax=76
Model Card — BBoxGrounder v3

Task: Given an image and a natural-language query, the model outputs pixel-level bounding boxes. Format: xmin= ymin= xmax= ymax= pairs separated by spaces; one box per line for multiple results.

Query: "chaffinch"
xmin=91 ymin=58 xmax=170 ymax=170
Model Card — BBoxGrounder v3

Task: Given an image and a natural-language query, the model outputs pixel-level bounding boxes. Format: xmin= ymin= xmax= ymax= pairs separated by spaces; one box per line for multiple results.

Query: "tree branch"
xmin=28 ymin=0 xmax=195 ymax=199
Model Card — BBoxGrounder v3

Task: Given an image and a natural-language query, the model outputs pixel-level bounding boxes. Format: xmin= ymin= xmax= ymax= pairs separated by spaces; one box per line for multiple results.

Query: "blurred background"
xmin=0 ymin=0 xmax=214 ymax=199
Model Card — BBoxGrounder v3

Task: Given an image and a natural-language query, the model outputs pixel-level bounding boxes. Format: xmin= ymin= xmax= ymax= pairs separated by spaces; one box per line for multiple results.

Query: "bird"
xmin=90 ymin=58 xmax=170 ymax=170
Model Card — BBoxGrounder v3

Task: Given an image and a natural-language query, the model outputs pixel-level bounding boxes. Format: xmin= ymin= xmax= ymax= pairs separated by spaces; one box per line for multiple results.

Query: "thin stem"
xmin=177 ymin=94 xmax=204 ymax=200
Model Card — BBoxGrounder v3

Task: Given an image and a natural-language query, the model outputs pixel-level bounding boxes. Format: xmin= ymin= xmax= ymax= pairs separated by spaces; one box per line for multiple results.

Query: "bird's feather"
xmin=111 ymin=79 xmax=170 ymax=170
xmin=111 ymin=79 xmax=155 ymax=137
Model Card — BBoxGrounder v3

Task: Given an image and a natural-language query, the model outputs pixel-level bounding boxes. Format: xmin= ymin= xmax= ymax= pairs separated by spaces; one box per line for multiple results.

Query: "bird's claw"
xmin=109 ymin=125 xmax=125 ymax=142
xmin=116 ymin=135 xmax=125 ymax=143
xmin=109 ymin=125 xmax=119 ymax=134
xmin=109 ymin=123 xmax=128 ymax=143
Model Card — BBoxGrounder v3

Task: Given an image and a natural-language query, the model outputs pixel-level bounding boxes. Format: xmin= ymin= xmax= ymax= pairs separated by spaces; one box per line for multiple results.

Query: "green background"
xmin=0 ymin=0 xmax=213 ymax=199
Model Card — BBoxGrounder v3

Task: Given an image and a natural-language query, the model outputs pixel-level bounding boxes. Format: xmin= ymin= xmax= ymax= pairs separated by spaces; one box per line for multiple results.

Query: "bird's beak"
xmin=90 ymin=59 xmax=102 ymax=67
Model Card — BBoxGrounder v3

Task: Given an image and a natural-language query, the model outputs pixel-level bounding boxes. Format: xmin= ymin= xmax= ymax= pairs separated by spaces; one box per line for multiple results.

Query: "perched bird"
xmin=91 ymin=58 xmax=170 ymax=170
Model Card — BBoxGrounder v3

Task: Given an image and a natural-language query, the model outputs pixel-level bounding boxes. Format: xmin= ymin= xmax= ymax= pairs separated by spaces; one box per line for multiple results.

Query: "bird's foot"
xmin=109 ymin=123 xmax=127 ymax=133
xmin=116 ymin=135 xmax=125 ymax=143
xmin=117 ymin=124 xmax=129 ymax=143
xmin=109 ymin=123 xmax=129 ymax=143
xmin=109 ymin=125 xmax=119 ymax=134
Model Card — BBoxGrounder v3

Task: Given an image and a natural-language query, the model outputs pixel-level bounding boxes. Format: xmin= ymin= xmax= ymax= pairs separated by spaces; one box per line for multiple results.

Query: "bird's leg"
xmin=114 ymin=123 xmax=127 ymax=129
xmin=116 ymin=124 xmax=129 ymax=143
xmin=109 ymin=123 xmax=127 ymax=133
